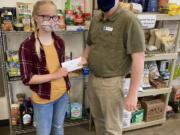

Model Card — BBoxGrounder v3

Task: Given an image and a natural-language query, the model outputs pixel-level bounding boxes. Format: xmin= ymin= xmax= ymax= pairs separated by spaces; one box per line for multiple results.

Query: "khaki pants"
xmin=88 ymin=73 xmax=124 ymax=135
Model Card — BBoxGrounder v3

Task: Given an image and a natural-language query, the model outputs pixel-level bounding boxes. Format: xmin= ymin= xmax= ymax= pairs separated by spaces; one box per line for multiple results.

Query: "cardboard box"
xmin=141 ymin=99 xmax=165 ymax=122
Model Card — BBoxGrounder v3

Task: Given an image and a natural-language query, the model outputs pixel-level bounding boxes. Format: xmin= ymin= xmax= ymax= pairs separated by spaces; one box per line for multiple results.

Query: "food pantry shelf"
xmin=12 ymin=125 xmax=35 ymax=135
xmin=138 ymin=13 xmax=180 ymax=21
xmin=11 ymin=119 xmax=89 ymax=134
xmin=93 ymin=11 xmax=180 ymax=21
xmin=138 ymin=88 xmax=171 ymax=97
xmin=145 ymin=53 xmax=178 ymax=61
xmin=64 ymin=119 xmax=89 ymax=127
xmin=123 ymin=118 xmax=166 ymax=132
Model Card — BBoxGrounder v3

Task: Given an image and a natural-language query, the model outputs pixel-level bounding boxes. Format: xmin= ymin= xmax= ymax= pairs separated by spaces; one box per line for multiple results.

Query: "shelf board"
xmin=11 ymin=119 xmax=89 ymax=134
xmin=123 ymin=118 xmax=166 ymax=132
xmin=137 ymin=13 xmax=180 ymax=21
xmin=145 ymin=53 xmax=178 ymax=61
xmin=64 ymin=119 xmax=89 ymax=127
xmin=138 ymin=88 xmax=171 ymax=97
xmin=94 ymin=10 xmax=180 ymax=21
xmin=4 ymin=30 xmax=84 ymax=34
xmin=12 ymin=125 xmax=35 ymax=135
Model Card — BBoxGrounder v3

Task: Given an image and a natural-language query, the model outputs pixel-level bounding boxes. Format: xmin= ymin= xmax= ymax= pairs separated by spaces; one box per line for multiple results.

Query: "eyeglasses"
xmin=37 ymin=15 xmax=60 ymax=21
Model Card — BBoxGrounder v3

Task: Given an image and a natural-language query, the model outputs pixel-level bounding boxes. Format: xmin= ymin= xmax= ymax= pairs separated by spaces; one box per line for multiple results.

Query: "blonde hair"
xmin=32 ymin=0 xmax=57 ymax=58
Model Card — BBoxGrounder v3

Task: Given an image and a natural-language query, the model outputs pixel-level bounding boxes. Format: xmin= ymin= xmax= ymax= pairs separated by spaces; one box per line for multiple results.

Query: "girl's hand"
xmin=53 ymin=67 xmax=68 ymax=79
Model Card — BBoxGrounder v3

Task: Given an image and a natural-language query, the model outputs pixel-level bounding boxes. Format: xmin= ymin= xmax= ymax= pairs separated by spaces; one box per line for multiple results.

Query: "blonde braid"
xmin=34 ymin=22 xmax=41 ymax=58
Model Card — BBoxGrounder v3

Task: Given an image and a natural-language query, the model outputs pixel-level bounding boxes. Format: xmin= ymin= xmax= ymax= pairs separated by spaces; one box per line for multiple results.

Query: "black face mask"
xmin=98 ymin=0 xmax=115 ymax=12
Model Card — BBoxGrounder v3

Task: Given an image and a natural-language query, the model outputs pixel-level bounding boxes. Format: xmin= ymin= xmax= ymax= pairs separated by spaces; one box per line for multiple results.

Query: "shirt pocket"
xmin=102 ymin=30 xmax=124 ymax=50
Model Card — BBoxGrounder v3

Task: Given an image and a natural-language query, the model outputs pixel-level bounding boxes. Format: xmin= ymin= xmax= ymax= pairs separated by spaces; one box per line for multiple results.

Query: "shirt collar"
xmin=30 ymin=31 xmax=58 ymax=41
xmin=99 ymin=5 xmax=121 ymax=22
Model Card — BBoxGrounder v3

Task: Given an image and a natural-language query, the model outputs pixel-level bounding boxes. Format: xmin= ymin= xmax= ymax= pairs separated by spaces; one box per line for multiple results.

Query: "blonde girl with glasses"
xmin=19 ymin=1 xmax=71 ymax=135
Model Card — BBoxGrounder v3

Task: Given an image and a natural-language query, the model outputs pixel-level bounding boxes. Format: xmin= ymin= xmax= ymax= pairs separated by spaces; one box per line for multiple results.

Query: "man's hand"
xmin=78 ymin=56 xmax=88 ymax=66
xmin=124 ymin=94 xmax=137 ymax=112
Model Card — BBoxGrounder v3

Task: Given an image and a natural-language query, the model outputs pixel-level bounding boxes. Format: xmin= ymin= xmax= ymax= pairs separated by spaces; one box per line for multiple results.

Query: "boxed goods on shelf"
xmin=171 ymin=77 xmax=180 ymax=101
xmin=131 ymin=109 xmax=144 ymax=123
xmin=70 ymin=103 xmax=82 ymax=120
xmin=6 ymin=50 xmax=20 ymax=80
xmin=145 ymin=28 xmax=175 ymax=53
xmin=172 ymin=88 xmax=180 ymax=101
xmin=1 ymin=10 xmax=13 ymax=31
xmin=10 ymin=93 xmax=34 ymax=127
xmin=122 ymin=109 xmax=131 ymax=128
xmin=57 ymin=10 xmax=66 ymax=31
xmin=131 ymin=101 xmax=144 ymax=123
xmin=11 ymin=104 xmax=19 ymax=126
xmin=141 ymin=99 xmax=165 ymax=122
xmin=150 ymin=78 xmax=167 ymax=89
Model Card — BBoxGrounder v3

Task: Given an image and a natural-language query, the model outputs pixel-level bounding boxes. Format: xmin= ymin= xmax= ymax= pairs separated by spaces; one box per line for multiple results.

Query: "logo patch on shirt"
xmin=104 ymin=26 xmax=113 ymax=32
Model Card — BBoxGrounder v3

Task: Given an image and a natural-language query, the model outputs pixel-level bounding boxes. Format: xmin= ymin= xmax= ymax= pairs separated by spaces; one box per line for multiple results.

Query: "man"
xmin=80 ymin=0 xmax=145 ymax=134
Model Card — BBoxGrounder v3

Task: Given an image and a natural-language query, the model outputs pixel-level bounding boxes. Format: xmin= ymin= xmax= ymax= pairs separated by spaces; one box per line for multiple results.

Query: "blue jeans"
xmin=33 ymin=92 xmax=69 ymax=135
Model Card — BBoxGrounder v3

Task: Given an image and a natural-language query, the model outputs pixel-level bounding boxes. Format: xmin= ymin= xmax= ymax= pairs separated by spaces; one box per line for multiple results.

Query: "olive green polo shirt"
xmin=87 ymin=6 xmax=145 ymax=78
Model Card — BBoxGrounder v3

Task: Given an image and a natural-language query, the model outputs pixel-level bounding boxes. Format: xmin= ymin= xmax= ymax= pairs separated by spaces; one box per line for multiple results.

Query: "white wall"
xmin=0 ymin=97 xmax=9 ymax=120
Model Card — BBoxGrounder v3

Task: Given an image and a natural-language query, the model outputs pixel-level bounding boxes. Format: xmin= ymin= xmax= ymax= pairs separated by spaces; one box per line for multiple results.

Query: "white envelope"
xmin=62 ymin=57 xmax=83 ymax=72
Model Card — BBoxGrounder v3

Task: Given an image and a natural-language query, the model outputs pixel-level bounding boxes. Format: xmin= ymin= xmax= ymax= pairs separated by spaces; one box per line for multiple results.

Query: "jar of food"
xmin=11 ymin=104 xmax=19 ymax=126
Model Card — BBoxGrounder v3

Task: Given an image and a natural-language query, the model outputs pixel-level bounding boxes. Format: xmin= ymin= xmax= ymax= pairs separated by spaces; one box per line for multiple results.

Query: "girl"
xmin=19 ymin=1 xmax=71 ymax=135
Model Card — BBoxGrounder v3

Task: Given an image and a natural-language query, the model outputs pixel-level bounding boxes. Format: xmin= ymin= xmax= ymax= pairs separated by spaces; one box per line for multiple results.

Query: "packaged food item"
xmin=65 ymin=0 xmax=71 ymax=10
xmin=150 ymin=78 xmax=167 ymax=88
xmin=20 ymin=99 xmax=32 ymax=126
xmin=144 ymin=30 xmax=150 ymax=45
xmin=16 ymin=2 xmax=33 ymax=22
xmin=1 ymin=10 xmax=13 ymax=31
xmin=7 ymin=50 xmax=20 ymax=79
xmin=70 ymin=103 xmax=82 ymax=120
xmin=159 ymin=0 xmax=169 ymax=12
xmin=131 ymin=109 xmax=144 ymax=123
xmin=155 ymin=28 xmax=170 ymax=49
xmin=13 ymin=22 xmax=24 ymax=31
xmin=65 ymin=10 xmax=74 ymax=25
xmin=11 ymin=104 xmax=19 ymax=126
xmin=70 ymin=0 xmax=85 ymax=13
xmin=147 ymin=61 xmax=160 ymax=80
xmin=74 ymin=6 xmax=84 ymax=25
xmin=154 ymin=28 xmax=175 ymax=52
xmin=143 ymin=0 xmax=158 ymax=12
xmin=147 ymin=0 xmax=158 ymax=12
xmin=65 ymin=102 xmax=71 ymax=118
xmin=160 ymin=3 xmax=180 ymax=15
xmin=22 ymin=16 xmax=31 ymax=31
xmin=130 ymin=3 xmax=143 ymax=13
xmin=122 ymin=109 xmax=131 ymax=128
xmin=26 ymin=97 xmax=33 ymax=125
xmin=120 ymin=2 xmax=131 ymax=10
xmin=148 ymin=29 xmax=157 ymax=46
xmin=57 ymin=10 xmax=66 ymax=31
xmin=16 ymin=93 xmax=25 ymax=102
xmin=142 ymin=64 xmax=151 ymax=88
